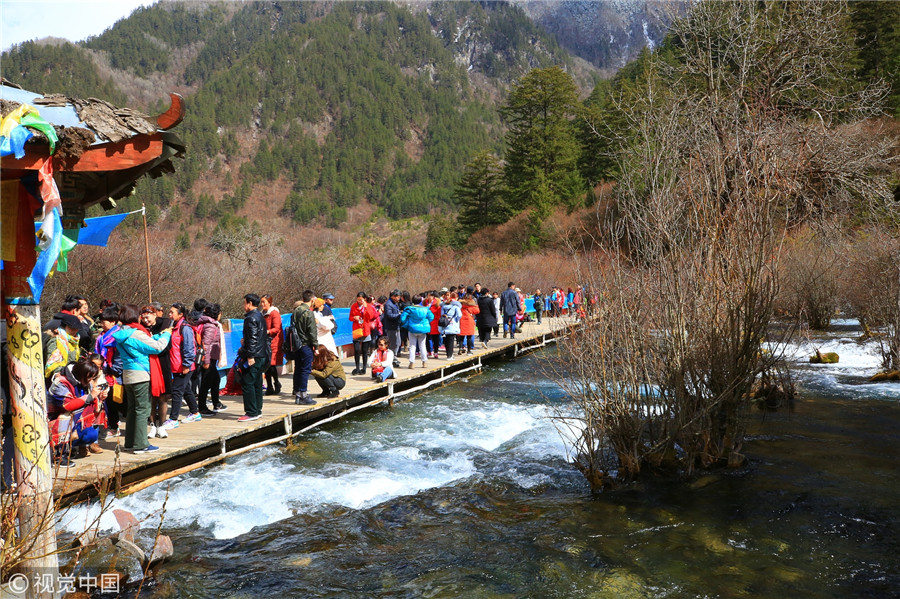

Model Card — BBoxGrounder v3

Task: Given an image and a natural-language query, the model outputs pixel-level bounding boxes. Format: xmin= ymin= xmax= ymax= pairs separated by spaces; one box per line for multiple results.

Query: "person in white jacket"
xmin=313 ymin=298 xmax=338 ymax=356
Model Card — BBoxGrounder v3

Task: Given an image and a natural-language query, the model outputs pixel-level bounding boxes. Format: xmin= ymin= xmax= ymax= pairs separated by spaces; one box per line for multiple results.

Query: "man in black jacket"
xmin=383 ymin=289 xmax=403 ymax=366
xmin=238 ymin=293 xmax=270 ymax=422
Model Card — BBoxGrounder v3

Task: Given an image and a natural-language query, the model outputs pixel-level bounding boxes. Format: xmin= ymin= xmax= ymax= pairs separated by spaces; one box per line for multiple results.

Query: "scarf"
xmin=127 ymin=323 xmax=166 ymax=396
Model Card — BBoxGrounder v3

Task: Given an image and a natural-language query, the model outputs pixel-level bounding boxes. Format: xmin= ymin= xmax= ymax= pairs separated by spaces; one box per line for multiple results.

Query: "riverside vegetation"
xmin=4 ymin=0 xmax=900 ymax=491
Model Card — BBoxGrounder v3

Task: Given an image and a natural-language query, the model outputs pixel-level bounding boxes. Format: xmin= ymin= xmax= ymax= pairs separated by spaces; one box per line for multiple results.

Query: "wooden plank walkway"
xmin=52 ymin=316 xmax=574 ymax=505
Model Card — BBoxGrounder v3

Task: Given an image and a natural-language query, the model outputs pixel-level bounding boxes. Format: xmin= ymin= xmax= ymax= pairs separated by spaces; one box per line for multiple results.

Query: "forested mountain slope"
xmin=2 ymin=0 xmax=593 ymax=231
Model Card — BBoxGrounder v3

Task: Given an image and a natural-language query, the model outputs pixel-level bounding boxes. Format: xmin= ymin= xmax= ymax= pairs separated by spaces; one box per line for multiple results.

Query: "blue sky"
xmin=1 ymin=0 xmax=155 ymax=52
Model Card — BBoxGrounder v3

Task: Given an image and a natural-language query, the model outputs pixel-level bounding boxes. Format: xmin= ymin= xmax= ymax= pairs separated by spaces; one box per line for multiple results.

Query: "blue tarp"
xmin=221 ymin=304 xmax=556 ymax=367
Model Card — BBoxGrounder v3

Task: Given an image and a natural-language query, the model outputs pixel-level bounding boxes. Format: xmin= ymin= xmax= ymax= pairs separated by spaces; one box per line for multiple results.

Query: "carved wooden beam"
xmin=155 ymin=92 xmax=185 ymax=130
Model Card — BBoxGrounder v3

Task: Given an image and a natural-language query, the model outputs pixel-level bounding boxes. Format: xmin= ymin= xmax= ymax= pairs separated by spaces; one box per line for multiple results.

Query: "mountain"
xmin=512 ymin=0 xmax=683 ymax=73
xmin=1 ymin=0 xmax=598 ymax=231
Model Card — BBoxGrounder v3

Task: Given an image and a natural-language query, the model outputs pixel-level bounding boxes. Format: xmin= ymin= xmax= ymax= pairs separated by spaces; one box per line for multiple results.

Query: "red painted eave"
xmin=0 ymin=132 xmax=165 ymax=175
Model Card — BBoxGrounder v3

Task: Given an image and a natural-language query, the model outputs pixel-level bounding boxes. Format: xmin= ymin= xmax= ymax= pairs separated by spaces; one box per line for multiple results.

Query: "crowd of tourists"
xmin=0 ymin=282 xmax=589 ymax=472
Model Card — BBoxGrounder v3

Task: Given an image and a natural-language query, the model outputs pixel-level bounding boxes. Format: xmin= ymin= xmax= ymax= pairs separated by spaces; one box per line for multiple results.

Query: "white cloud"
xmin=1 ymin=0 xmax=157 ymax=52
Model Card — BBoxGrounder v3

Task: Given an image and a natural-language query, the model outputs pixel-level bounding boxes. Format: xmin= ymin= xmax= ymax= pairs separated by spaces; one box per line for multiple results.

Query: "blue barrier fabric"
xmin=221 ymin=302 xmax=555 ymax=369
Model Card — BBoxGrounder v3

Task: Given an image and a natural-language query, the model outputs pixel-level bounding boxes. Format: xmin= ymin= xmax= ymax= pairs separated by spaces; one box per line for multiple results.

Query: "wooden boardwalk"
xmin=52 ymin=316 xmax=574 ymax=505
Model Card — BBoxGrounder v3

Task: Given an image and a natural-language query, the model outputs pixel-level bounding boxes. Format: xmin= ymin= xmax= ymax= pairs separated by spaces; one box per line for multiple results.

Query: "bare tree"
xmin=557 ymin=0 xmax=897 ymax=488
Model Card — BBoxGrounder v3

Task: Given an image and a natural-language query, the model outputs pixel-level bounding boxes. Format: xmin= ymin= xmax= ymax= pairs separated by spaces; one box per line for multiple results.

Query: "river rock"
xmin=598 ymin=567 xmax=647 ymax=598
xmin=870 ymin=370 xmax=900 ymax=382
xmin=809 ymin=352 xmax=839 ymax=364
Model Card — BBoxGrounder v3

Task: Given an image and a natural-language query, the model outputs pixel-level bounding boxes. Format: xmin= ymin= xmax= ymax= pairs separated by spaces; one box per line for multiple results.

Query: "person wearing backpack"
xmin=198 ymin=303 xmax=225 ymax=414
xmin=163 ymin=303 xmax=201 ymax=429
xmin=439 ymin=292 xmax=462 ymax=359
xmin=291 ymin=290 xmax=319 ymax=405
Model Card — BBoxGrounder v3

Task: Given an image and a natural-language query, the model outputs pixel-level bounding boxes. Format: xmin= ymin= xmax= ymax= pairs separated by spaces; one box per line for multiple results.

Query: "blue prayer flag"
xmin=77 ymin=212 xmax=131 ymax=246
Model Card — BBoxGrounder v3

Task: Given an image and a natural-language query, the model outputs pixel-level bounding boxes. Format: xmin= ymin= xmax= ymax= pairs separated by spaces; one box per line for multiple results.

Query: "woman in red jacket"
xmin=47 ymin=357 xmax=107 ymax=464
xmin=349 ymin=292 xmax=377 ymax=375
xmin=428 ymin=291 xmax=442 ymax=358
xmin=458 ymin=293 xmax=480 ymax=355
xmin=261 ymin=295 xmax=284 ymax=395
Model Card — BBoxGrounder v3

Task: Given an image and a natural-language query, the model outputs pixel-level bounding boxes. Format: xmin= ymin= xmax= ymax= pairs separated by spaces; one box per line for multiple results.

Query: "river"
xmin=63 ymin=321 xmax=900 ymax=598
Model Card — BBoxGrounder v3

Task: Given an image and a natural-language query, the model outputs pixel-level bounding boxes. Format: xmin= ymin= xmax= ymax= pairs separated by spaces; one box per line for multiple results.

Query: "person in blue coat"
xmin=111 ymin=304 xmax=171 ymax=452
xmin=400 ymin=295 xmax=433 ymax=368
xmin=500 ymin=282 xmax=522 ymax=339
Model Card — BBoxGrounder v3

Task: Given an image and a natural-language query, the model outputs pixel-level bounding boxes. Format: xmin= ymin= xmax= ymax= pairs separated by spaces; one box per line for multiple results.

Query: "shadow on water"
xmin=126 ymin=348 xmax=900 ymax=598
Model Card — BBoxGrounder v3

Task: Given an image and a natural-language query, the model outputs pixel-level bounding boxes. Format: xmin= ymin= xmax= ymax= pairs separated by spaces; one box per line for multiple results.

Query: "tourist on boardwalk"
xmin=371 ymin=295 xmax=385 ymax=339
xmin=370 ymin=336 xmax=395 ymax=383
xmin=533 ymin=289 xmax=544 ymax=325
xmin=260 ymin=294 xmax=284 ymax=396
xmin=310 ymin=345 xmax=346 ymax=398
xmin=313 ymin=298 xmax=338 ymax=356
xmin=476 ymin=288 xmax=497 ymax=348
xmin=459 ymin=293 xmax=480 ymax=354
xmin=321 ymin=293 xmax=335 ymax=317
xmin=165 ymin=303 xmax=201 ymax=428
xmin=238 ymin=294 xmax=270 ymax=421
xmin=188 ymin=298 xmax=208 ymax=399
xmin=112 ymin=304 xmax=171 ymax=452
xmin=501 ymin=282 xmax=522 ymax=339
xmin=515 ymin=287 xmax=527 ymax=332
xmin=399 ymin=291 xmax=412 ymax=353
xmin=492 ymin=292 xmax=501 ymax=337
xmin=91 ymin=299 xmax=116 ymax=335
xmin=95 ymin=307 xmax=124 ymax=440
xmin=141 ymin=305 xmax=172 ymax=439
xmin=401 ymin=294 xmax=433 ymax=368
xmin=44 ymin=313 xmax=82 ymax=383
xmin=197 ymin=303 xmax=225 ymax=413
xmin=439 ymin=292 xmax=462 ymax=359
xmin=47 ymin=356 xmax=107 ymax=464
xmin=427 ymin=291 xmax=442 ymax=358
xmin=382 ymin=289 xmax=403 ymax=365
xmin=291 ymin=290 xmax=319 ymax=405
xmin=74 ymin=297 xmax=95 ymax=354
xmin=349 ymin=291 xmax=377 ymax=375
xmin=44 ymin=295 xmax=81 ymax=335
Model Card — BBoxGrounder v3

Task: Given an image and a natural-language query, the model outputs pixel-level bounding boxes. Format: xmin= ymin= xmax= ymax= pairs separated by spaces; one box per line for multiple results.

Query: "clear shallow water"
xmin=63 ymin=335 xmax=900 ymax=598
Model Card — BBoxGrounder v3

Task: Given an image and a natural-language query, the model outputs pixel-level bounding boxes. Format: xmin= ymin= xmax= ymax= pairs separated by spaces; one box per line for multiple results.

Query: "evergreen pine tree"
xmin=502 ymin=66 xmax=585 ymax=217
xmin=454 ymin=151 xmax=508 ymax=237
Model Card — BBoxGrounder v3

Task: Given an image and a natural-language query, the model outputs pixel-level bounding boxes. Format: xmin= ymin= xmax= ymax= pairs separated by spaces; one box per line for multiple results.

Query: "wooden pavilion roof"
xmin=0 ymin=79 xmax=185 ymax=213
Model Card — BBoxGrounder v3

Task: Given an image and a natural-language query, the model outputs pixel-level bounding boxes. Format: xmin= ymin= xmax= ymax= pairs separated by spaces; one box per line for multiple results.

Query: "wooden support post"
xmin=4 ymin=307 xmax=59 ymax=596
xmin=141 ymin=203 xmax=152 ymax=303
xmin=283 ymin=415 xmax=293 ymax=448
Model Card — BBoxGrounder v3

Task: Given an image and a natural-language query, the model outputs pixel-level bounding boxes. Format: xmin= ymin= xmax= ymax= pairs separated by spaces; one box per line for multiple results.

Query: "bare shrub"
xmin=776 ymin=230 xmax=843 ymax=330
xmin=841 ymin=230 xmax=900 ymax=371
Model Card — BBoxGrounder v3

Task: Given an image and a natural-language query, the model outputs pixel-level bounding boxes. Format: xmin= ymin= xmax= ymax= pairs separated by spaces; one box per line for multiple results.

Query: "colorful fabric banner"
xmin=28 ymin=206 xmax=62 ymax=302
xmin=0 ymin=103 xmax=57 ymax=157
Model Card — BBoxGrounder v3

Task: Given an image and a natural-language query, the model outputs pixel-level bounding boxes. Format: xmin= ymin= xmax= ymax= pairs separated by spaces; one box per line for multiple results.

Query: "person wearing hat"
xmin=44 ymin=313 xmax=83 ymax=382
xmin=321 ymin=294 xmax=335 ymax=318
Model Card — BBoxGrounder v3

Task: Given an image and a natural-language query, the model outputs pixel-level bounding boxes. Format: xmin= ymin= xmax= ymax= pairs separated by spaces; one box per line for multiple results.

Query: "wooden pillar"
xmin=2 ymin=180 xmax=59 ymax=597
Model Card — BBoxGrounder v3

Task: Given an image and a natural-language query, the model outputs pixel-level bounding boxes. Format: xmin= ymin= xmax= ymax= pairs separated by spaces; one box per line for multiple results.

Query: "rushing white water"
xmin=60 ymin=394 xmax=569 ymax=540
xmin=781 ymin=331 xmax=900 ymax=401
